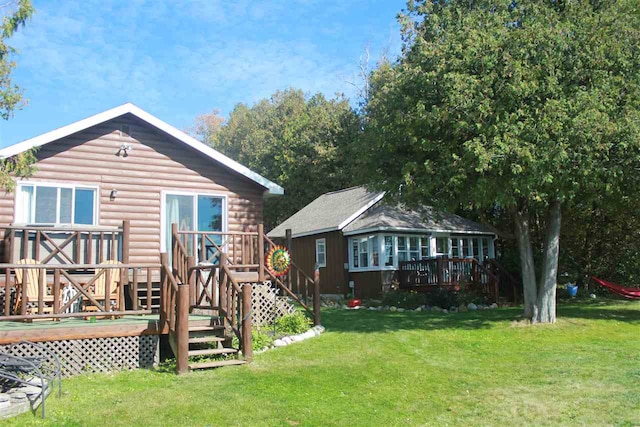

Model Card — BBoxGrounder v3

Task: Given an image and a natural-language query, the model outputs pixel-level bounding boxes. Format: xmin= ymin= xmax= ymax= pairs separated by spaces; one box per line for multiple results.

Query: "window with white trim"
xmin=315 ymin=238 xmax=326 ymax=267
xmin=162 ymin=192 xmax=226 ymax=259
xmin=435 ymin=236 xmax=449 ymax=257
xmin=16 ymin=184 xmax=97 ymax=225
xmin=384 ymin=236 xmax=394 ymax=266
xmin=349 ymin=233 xmax=432 ymax=271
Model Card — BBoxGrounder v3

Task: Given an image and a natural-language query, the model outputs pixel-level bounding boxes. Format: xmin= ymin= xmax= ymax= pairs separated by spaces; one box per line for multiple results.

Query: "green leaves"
xmin=362 ymin=0 xmax=640 ymax=213
xmin=194 ymin=89 xmax=361 ymax=229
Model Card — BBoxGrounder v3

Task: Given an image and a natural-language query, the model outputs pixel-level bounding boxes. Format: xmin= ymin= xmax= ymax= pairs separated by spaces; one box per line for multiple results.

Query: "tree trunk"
xmin=514 ymin=208 xmax=537 ymax=319
xmin=534 ymin=200 xmax=562 ymax=323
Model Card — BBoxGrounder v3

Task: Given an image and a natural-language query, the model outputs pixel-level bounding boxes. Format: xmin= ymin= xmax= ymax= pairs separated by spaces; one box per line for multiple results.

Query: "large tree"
xmin=193 ymin=88 xmax=361 ymax=230
xmin=362 ymin=0 xmax=640 ymax=322
xmin=0 ymin=0 xmax=35 ymax=190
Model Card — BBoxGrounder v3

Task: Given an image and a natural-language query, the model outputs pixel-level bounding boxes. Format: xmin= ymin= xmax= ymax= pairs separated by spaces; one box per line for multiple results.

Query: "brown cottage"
xmin=268 ymin=187 xmax=500 ymax=299
xmin=0 ymin=104 xmax=328 ymax=376
xmin=0 ymin=103 xmax=283 ymax=264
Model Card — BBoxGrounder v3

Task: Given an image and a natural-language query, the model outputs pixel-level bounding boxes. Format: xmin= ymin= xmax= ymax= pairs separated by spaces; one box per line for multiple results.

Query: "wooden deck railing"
xmin=399 ymin=257 xmax=499 ymax=302
xmin=3 ymin=221 xmax=130 ymax=265
xmin=263 ymin=235 xmax=321 ymax=326
xmin=0 ymin=262 xmax=159 ymax=321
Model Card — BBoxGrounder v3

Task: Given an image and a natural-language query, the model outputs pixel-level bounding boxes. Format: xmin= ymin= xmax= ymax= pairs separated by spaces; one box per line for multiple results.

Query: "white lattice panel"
xmin=1 ymin=335 xmax=159 ymax=377
xmin=251 ymin=283 xmax=295 ymax=327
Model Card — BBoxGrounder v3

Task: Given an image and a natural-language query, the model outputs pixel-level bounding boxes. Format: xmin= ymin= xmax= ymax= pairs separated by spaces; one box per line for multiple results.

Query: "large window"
xmin=315 ymin=238 xmax=326 ymax=267
xmin=16 ymin=183 xmax=97 ymax=225
xmin=349 ymin=234 xmax=433 ymax=271
xmin=162 ymin=192 xmax=225 ymax=257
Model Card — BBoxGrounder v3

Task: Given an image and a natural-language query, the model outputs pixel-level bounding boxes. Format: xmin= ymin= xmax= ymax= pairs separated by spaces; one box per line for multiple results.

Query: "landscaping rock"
xmin=449 ymin=306 xmax=459 ymax=313
xmin=459 ymin=304 xmax=468 ymax=312
xmin=397 ymin=308 xmax=405 ymax=312
xmin=9 ymin=392 xmax=26 ymax=403
xmin=390 ymin=306 xmax=397 ymax=312
xmin=467 ymin=303 xmax=478 ymax=310
xmin=368 ymin=306 xmax=377 ymax=311
xmin=442 ymin=309 xmax=448 ymax=314
xmin=414 ymin=307 xmax=422 ymax=312
xmin=490 ymin=303 xmax=498 ymax=309
xmin=432 ymin=306 xmax=443 ymax=312
xmin=589 ymin=293 xmax=597 ymax=299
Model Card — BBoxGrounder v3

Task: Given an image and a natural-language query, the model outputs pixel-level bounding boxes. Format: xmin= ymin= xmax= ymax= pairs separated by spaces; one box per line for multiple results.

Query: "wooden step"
xmin=189 ymin=359 xmax=246 ymax=370
xmin=188 ymin=325 xmax=224 ymax=333
xmin=188 ymin=335 xmax=226 ymax=344
xmin=229 ymin=271 xmax=260 ymax=283
xmin=188 ymin=348 xmax=238 ymax=357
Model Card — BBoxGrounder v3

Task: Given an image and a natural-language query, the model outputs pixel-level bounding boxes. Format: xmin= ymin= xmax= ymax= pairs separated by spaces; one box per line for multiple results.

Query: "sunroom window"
xmin=17 ymin=184 xmax=96 ymax=225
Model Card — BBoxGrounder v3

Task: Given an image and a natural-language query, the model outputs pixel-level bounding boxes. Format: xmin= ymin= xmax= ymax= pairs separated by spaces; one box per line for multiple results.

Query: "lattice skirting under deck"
xmin=1 ymin=335 xmax=159 ymax=377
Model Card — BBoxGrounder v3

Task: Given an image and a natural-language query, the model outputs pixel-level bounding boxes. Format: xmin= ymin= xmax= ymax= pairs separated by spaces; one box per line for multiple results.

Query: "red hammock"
xmin=592 ymin=277 xmax=640 ymax=300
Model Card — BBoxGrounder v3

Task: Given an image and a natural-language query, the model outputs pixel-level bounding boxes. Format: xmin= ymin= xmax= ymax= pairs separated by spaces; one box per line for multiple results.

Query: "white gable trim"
xmin=337 ymin=191 xmax=385 ymax=230
xmin=0 ymin=103 xmax=284 ymax=195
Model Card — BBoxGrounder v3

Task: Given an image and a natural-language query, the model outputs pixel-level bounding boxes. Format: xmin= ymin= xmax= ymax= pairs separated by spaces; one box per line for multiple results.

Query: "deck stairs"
xmin=183 ymin=316 xmax=245 ymax=370
xmin=171 ymin=270 xmax=262 ymax=371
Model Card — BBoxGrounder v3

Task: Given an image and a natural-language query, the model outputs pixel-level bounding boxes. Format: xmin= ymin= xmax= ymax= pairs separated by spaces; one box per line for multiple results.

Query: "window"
xmin=359 ymin=237 xmax=369 ymax=268
xmin=371 ymin=236 xmax=379 ymax=267
xmin=163 ymin=192 xmax=225 ymax=258
xmin=461 ymin=238 xmax=470 ymax=257
xmin=420 ymin=237 xmax=430 ymax=259
xmin=397 ymin=236 xmax=408 ymax=262
xmin=435 ymin=237 xmax=449 ymax=256
xmin=352 ymin=239 xmax=359 ymax=268
xmin=472 ymin=238 xmax=480 ymax=259
xmin=16 ymin=184 xmax=96 ymax=225
xmin=409 ymin=237 xmax=420 ymax=261
xmin=384 ymin=236 xmax=394 ymax=266
xmin=315 ymin=238 xmax=326 ymax=267
xmin=451 ymin=237 xmax=460 ymax=257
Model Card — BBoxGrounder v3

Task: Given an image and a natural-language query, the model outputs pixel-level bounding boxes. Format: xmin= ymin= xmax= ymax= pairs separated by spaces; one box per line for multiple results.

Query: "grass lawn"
xmin=6 ymin=299 xmax=640 ymax=426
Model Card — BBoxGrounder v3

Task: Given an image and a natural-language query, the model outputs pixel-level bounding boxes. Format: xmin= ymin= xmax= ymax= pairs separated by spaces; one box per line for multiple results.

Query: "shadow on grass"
xmin=557 ymin=299 xmax=640 ymax=323
xmin=321 ymin=307 xmax=523 ymax=333
xmin=322 ymin=299 xmax=640 ymax=333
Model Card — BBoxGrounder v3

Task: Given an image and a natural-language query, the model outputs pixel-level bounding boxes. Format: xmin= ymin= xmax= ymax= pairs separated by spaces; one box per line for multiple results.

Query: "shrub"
xmin=423 ymin=288 xmax=459 ymax=308
xmin=275 ymin=311 xmax=312 ymax=336
xmin=251 ymin=329 xmax=274 ymax=350
xmin=381 ymin=290 xmax=426 ymax=309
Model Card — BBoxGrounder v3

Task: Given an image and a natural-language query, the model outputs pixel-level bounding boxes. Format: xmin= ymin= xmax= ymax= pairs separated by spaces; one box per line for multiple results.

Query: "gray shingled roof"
xmin=267 ymin=187 xmax=384 ymax=238
xmin=268 ymin=186 xmax=496 ymax=238
xmin=342 ymin=203 xmax=495 ymax=235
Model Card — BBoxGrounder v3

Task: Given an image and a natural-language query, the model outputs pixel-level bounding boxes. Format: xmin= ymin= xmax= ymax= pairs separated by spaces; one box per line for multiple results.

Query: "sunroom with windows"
xmin=347 ymin=233 xmax=495 ymax=272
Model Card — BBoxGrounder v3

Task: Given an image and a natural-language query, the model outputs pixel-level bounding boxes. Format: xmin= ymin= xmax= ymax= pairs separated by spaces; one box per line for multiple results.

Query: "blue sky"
xmin=0 ymin=0 xmax=406 ymax=147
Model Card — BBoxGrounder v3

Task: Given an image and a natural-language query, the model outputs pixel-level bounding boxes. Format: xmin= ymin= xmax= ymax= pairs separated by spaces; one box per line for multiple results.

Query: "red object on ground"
xmin=592 ymin=277 xmax=640 ymax=300
xmin=347 ymin=299 xmax=362 ymax=308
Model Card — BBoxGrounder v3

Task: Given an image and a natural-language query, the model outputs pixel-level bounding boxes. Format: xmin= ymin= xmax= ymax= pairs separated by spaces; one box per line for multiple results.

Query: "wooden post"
xmin=176 ymin=283 xmax=190 ymax=374
xmin=241 ymin=283 xmax=253 ymax=363
xmin=3 ymin=229 xmax=14 ymax=263
xmin=436 ymin=258 xmax=443 ymax=287
xmin=159 ymin=253 xmax=168 ymax=327
xmin=171 ymin=223 xmax=179 ymax=273
xmin=258 ymin=224 xmax=265 ymax=282
xmin=53 ymin=269 xmax=60 ymax=315
xmin=286 ymin=229 xmax=292 ymax=289
xmin=187 ymin=255 xmax=196 ymax=306
xmin=122 ymin=220 xmax=130 ymax=264
xmin=313 ymin=264 xmax=321 ymax=326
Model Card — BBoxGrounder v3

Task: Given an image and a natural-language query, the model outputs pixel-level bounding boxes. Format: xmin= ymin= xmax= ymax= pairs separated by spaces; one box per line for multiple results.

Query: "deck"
xmin=0 ymin=314 xmax=218 ymax=345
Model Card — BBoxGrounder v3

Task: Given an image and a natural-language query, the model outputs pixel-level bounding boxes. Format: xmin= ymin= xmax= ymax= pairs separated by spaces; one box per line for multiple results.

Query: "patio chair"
xmin=14 ymin=259 xmax=53 ymax=315
xmin=84 ymin=260 xmax=123 ymax=312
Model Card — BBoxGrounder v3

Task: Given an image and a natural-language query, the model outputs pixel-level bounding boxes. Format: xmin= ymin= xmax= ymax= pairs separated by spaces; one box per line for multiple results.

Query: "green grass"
xmin=7 ymin=299 xmax=640 ymax=426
